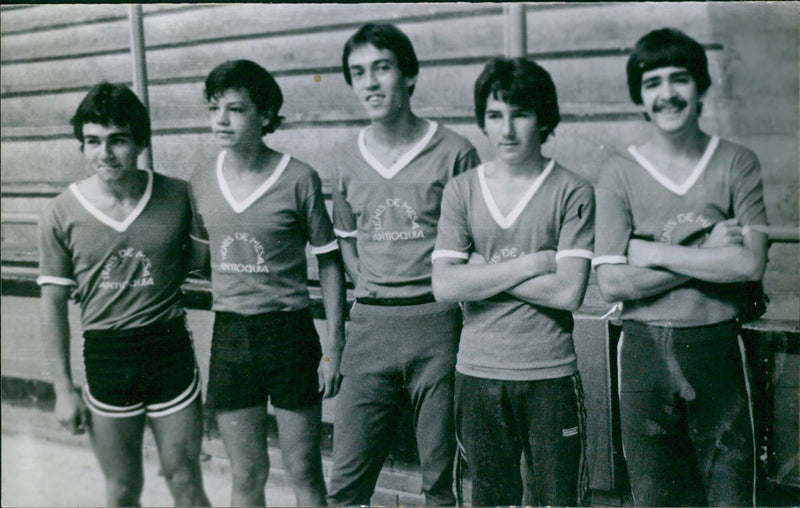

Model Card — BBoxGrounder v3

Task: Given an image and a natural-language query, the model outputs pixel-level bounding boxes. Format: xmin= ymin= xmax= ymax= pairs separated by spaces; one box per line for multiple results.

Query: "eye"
xmin=230 ymin=107 xmax=244 ymax=113
xmin=485 ymin=111 xmax=501 ymax=120
xmin=84 ymin=138 xmax=100 ymax=146
xmin=208 ymin=104 xmax=219 ymax=112
xmin=350 ymin=68 xmax=364 ymax=78
xmin=642 ymin=79 xmax=659 ymax=89
xmin=377 ymin=63 xmax=392 ymax=73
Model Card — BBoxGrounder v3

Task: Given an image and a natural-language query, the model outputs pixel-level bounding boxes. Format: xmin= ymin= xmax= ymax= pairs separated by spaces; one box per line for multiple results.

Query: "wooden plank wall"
xmin=2 ymin=3 xmax=797 ymax=319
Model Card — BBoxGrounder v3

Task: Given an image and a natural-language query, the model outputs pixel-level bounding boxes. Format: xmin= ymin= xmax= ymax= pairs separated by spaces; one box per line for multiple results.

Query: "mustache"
xmin=653 ymin=97 xmax=688 ymax=112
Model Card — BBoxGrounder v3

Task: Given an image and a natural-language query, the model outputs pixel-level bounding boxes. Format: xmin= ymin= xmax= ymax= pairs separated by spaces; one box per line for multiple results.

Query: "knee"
xmin=161 ymin=457 xmax=201 ymax=491
xmin=230 ymin=461 xmax=269 ymax=492
xmin=283 ymin=449 xmax=324 ymax=488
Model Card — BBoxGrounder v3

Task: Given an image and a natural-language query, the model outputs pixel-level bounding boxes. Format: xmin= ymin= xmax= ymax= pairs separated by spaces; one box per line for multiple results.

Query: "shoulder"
xmin=431 ymin=122 xmax=477 ymax=155
xmin=152 ymin=171 xmax=188 ymax=193
xmin=713 ymin=137 xmax=759 ymax=168
xmin=551 ymin=161 xmax=592 ymax=189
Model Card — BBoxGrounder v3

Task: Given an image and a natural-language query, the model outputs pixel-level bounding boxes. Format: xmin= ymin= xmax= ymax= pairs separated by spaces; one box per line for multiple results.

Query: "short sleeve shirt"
xmin=593 ymin=136 xmax=768 ymax=326
xmin=331 ymin=120 xmax=480 ymax=299
xmin=433 ymin=160 xmax=595 ymax=381
xmin=37 ymin=171 xmax=189 ymax=331
xmin=189 ymin=151 xmax=337 ymax=315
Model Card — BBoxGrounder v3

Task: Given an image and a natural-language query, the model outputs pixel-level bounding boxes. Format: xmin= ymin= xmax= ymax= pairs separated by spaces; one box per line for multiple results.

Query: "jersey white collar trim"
xmin=478 ymin=159 xmax=555 ymax=230
xmin=69 ymin=169 xmax=153 ymax=233
xmin=357 ymin=120 xmax=437 ymax=179
xmin=627 ymin=136 xmax=719 ymax=196
xmin=216 ymin=150 xmax=291 ymax=214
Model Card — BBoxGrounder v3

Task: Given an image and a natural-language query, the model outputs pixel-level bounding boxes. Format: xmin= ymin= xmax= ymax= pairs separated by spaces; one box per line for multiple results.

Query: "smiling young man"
xmin=327 ymin=23 xmax=480 ymax=505
xmin=431 ymin=58 xmax=594 ymax=507
xmin=38 ymin=83 xmax=209 ymax=507
xmin=593 ymin=28 xmax=768 ymax=506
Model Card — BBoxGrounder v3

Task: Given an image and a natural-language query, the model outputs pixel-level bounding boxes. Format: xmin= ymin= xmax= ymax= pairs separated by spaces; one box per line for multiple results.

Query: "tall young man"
xmin=432 ymin=58 xmax=594 ymax=506
xmin=327 ymin=23 xmax=480 ymax=505
xmin=38 ymin=83 xmax=210 ymax=507
xmin=593 ymin=28 xmax=768 ymax=506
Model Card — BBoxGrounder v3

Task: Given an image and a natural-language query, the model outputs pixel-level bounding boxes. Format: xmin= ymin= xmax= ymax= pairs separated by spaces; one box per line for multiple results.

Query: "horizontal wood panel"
xmin=0 ymin=4 xmax=200 ymax=36
xmin=1 ymin=4 xmax=499 ymax=62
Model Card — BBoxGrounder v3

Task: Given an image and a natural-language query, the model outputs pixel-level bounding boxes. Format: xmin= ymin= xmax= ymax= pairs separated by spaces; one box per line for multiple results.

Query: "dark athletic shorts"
xmin=206 ymin=308 xmax=322 ymax=411
xmin=82 ymin=316 xmax=201 ymax=419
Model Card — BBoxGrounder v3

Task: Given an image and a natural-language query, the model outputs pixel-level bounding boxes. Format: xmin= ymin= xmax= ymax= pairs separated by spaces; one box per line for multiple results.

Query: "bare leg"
xmin=148 ymin=397 xmax=211 ymax=506
xmin=217 ymin=406 xmax=270 ymax=506
xmin=88 ymin=411 xmax=146 ymax=507
xmin=274 ymin=404 xmax=327 ymax=506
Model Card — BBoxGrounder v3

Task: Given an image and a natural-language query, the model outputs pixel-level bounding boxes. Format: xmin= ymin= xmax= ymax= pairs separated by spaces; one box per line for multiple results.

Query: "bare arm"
xmin=595 ymin=263 xmax=690 ymax=302
xmin=432 ymin=250 xmax=556 ymax=302
xmin=316 ymin=250 xmax=346 ymax=398
xmin=338 ymin=237 xmax=360 ymax=287
xmin=627 ymin=223 xmax=767 ymax=283
xmin=505 ymin=257 xmax=591 ymax=311
xmin=40 ymin=284 xmax=87 ymax=434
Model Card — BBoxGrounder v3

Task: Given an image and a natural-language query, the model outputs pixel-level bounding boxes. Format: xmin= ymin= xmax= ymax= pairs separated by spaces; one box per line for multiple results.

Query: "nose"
xmin=501 ymin=115 xmax=515 ymax=138
xmin=214 ymin=108 xmax=229 ymax=125
xmin=364 ymin=69 xmax=379 ymax=89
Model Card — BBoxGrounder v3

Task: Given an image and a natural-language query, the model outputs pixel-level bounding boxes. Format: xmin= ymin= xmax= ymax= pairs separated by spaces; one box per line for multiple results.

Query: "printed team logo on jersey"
xmin=219 ymin=232 xmax=270 ymax=273
xmin=488 ymin=247 xmax=527 ymax=264
xmin=659 ymin=210 xmax=715 ymax=246
xmin=99 ymin=248 xmax=154 ymax=289
xmin=370 ymin=198 xmax=425 ymax=241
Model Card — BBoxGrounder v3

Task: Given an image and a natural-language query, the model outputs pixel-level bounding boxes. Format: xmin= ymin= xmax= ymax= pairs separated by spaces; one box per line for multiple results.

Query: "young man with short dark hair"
xmin=432 ymin=57 xmax=594 ymax=506
xmin=38 ymin=82 xmax=210 ymax=507
xmin=593 ymin=28 xmax=767 ymax=506
xmin=327 ymin=23 xmax=480 ymax=505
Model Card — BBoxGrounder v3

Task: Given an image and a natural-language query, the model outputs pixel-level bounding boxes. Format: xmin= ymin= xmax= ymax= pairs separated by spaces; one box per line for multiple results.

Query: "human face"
xmin=208 ymin=88 xmax=269 ymax=148
xmin=82 ymin=123 xmax=141 ymax=183
xmin=640 ymin=66 xmax=701 ymax=133
xmin=347 ymin=43 xmax=415 ymax=123
xmin=483 ymin=96 xmax=542 ymax=167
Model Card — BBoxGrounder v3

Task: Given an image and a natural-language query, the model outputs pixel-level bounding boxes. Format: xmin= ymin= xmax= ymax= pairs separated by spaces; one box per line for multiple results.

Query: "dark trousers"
xmin=455 ymin=372 xmax=586 ymax=507
xmin=618 ymin=320 xmax=756 ymax=507
xmin=327 ymin=301 xmax=460 ymax=506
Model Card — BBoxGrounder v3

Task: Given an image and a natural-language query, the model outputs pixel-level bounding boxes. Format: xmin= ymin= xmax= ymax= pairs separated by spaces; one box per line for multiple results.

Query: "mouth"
xmin=653 ymin=101 xmax=687 ymax=114
xmin=365 ymin=94 xmax=384 ymax=105
xmin=214 ymin=130 xmax=235 ymax=137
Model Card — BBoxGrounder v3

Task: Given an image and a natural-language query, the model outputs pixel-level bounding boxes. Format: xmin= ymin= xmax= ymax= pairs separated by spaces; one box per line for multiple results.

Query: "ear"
xmin=404 ymin=75 xmax=417 ymax=92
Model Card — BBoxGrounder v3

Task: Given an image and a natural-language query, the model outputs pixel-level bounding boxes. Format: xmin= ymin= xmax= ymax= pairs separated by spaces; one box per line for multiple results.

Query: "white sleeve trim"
xmin=334 ymin=228 xmax=358 ymax=238
xmin=555 ymin=249 xmax=594 ymax=261
xmin=591 ymin=255 xmax=627 ymax=267
xmin=190 ymin=234 xmax=210 ymax=245
xmin=310 ymin=240 xmax=340 ymax=255
xmin=36 ymin=275 xmax=77 ymax=287
xmin=431 ymin=249 xmax=470 ymax=261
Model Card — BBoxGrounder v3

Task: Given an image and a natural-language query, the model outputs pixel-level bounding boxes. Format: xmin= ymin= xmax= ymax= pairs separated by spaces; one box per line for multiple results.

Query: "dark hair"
xmin=70 ymin=82 xmax=151 ymax=148
xmin=474 ymin=58 xmax=560 ymax=143
xmin=626 ymin=28 xmax=711 ymax=105
xmin=204 ymin=60 xmax=284 ymax=135
xmin=342 ymin=23 xmax=419 ymax=96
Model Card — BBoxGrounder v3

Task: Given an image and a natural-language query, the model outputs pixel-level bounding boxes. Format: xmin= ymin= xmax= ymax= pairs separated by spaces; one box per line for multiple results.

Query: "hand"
xmin=54 ymin=386 xmax=89 ymax=435
xmin=520 ymin=250 xmax=557 ymax=277
xmin=626 ymin=239 xmax=652 ymax=267
xmin=318 ymin=353 xmax=343 ymax=399
xmin=703 ymin=218 xmax=743 ymax=247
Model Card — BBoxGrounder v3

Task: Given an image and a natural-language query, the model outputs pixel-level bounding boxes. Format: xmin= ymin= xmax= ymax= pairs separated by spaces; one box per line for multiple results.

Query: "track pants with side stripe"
xmin=455 ymin=372 xmax=587 ymax=507
xmin=618 ymin=320 xmax=756 ymax=507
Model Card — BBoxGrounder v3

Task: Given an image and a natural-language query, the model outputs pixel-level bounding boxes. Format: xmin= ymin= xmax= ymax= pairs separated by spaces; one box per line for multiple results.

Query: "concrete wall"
xmin=2 ymin=2 xmax=797 ymax=318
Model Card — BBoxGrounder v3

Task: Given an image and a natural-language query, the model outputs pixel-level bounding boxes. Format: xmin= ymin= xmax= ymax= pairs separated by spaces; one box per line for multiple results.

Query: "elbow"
xmin=432 ymin=277 xmax=459 ymax=303
xmin=559 ymin=287 xmax=586 ymax=312
xmin=743 ymin=256 xmax=767 ymax=282
xmin=596 ymin=272 xmax=630 ymax=303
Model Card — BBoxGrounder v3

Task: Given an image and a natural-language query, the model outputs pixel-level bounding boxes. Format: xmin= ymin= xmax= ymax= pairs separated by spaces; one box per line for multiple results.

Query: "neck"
xmin=225 ymin=141 xmax=270 ymax=174
xmin=647 ymin=120 xmax=708 ymax=158
xmin=494 ymin=152 xmax=546 ymax=179
xmin=370 ymin=108 xmax=422 ymax=147
xmin=93 ymin=169 xmax=145 ymax=201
